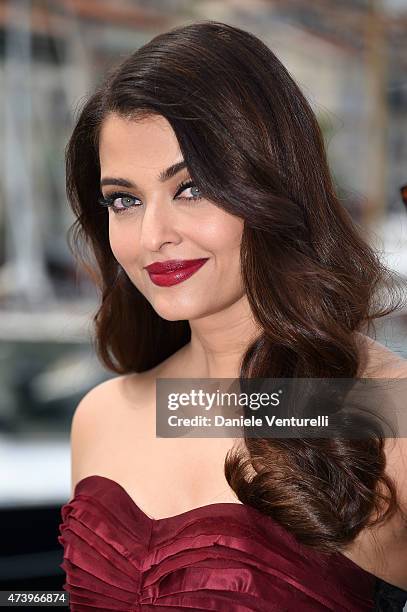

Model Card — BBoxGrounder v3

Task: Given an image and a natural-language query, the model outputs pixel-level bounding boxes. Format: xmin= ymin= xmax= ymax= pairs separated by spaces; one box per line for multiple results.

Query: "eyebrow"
xmin=100 ymin=160 xmax=187 ymax=189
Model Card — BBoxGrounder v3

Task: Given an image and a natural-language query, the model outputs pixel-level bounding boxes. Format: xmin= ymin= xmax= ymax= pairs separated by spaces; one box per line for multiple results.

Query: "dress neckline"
xmin=71 ymin=473 xmax=245 ymax=523
xmin=65 ymin=473 xmax=374 ymax=581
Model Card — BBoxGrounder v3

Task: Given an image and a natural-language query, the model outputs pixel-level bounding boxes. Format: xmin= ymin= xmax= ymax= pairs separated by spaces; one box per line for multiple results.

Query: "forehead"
xmin=98 ymin=113 xmax=182 ymax=173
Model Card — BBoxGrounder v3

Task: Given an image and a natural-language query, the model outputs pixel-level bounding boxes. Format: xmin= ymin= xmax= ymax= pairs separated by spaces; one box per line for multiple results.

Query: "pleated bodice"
xmin=57 ymin=474 xmax=376 ymax=611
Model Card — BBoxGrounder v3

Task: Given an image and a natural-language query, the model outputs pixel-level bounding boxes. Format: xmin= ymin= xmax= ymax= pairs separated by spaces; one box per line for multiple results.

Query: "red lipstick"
xmin=144 ymin=258 xmax=209 ymax=287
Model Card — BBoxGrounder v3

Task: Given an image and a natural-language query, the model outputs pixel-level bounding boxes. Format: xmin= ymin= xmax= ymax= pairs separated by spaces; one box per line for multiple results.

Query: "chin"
xmin=152 ymin=299 xmax=207 ymax=322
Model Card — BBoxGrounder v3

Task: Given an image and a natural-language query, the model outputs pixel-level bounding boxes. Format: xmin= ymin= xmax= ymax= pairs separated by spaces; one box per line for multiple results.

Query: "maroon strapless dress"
xmin=57 ymin=474 xmax=375 ymax=611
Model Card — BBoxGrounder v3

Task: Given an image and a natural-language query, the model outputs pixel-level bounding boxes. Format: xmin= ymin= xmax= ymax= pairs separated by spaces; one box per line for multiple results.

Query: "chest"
xmin=78 ymin=391 xmax=244 ymax=518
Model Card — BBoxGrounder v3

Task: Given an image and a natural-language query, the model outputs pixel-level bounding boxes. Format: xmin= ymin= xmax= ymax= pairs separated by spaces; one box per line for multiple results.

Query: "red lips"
xmin=144 ymin=258 xmax=208 ymax=273
xmin=144 ymin=258 xmax=209 ymax=287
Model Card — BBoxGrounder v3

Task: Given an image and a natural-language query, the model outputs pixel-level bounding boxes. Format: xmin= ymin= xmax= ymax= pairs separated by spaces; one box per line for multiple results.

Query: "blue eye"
xmin=97 ymin=193 xmax=138 ymax=214
xmin=97 ymin=193 xmax=140 ymax=215
xmin=98 ymin=179 xmax=203 ymax=215
xmin=175 ymin=180 xmax=203 ymax=201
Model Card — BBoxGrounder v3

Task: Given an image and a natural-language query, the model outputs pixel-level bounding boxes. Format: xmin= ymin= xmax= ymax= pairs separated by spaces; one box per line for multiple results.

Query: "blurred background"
xmin=0 ymin=0 xmax=406 ymax=594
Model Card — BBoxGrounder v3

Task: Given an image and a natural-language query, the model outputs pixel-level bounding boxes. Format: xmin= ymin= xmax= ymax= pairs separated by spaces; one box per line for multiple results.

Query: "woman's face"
xmin=99 ymin=113 xmax=245 ymax=321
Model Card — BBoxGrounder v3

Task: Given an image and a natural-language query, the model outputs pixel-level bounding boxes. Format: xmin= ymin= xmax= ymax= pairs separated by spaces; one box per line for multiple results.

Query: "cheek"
xmin=198 ymin=210 xmax=243 ymax=247
xmin=108 ymin=221 xmax=139 ymax=265
xmin=199 ymin=220 xmax=243 ymax=291
xmin=215 ymin=219 xmax=244 ymax=283
xmin=206 ymin=218 xmax=243 ymax=257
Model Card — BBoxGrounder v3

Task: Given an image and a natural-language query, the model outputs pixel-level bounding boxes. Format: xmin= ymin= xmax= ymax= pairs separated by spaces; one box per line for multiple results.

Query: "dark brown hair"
xmin=65 ymin=20 xmax=406 ymax=552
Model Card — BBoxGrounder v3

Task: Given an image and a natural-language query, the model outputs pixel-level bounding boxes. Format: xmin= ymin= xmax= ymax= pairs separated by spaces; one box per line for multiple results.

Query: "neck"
xmin=185 ymin=295 xmax=261 ymax=379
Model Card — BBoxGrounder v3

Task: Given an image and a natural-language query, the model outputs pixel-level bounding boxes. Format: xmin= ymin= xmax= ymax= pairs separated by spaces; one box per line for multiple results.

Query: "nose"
xmin=139 ymin=197 xmax=181 ymax=252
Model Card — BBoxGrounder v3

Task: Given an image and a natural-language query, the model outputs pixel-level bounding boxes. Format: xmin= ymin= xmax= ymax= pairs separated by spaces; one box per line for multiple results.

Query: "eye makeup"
xmin=98 ymin=178 xmax=203 ymax=215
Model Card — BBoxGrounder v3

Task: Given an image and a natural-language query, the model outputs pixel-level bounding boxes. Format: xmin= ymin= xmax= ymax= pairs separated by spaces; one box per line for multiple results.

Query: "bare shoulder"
xmin=356 ymin=333 xmax=407 ymax=504
xmin=355 ymin=333 xmax=407 ymax=501
xmin=71 ymin=374 xmax=142 ymax=432
xmin=355 ymin=331 xmax=407 ymax=377
xmin=69 ymin=372 xmax=149 ymax=495
xmin=344 ymin=332 xmax=407 ymax=587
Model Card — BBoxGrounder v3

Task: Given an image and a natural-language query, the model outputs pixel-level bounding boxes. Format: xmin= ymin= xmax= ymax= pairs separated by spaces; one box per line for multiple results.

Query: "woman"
xmin=58 ymin=20 xmax=407 ymax=611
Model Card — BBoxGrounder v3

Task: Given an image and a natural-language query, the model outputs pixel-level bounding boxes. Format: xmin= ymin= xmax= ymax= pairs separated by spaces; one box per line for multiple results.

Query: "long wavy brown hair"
xmin=65 ymin=20 xmax=406 ymax=552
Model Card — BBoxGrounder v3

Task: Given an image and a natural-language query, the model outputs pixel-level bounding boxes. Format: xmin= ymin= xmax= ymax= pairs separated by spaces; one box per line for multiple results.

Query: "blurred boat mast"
xmin=2 ymin=0 xmax=55 ymax=307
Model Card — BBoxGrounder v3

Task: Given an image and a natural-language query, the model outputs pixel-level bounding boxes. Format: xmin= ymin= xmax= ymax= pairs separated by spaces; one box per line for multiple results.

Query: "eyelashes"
xmin=98 ymin=179 xmax=203 ymax=215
